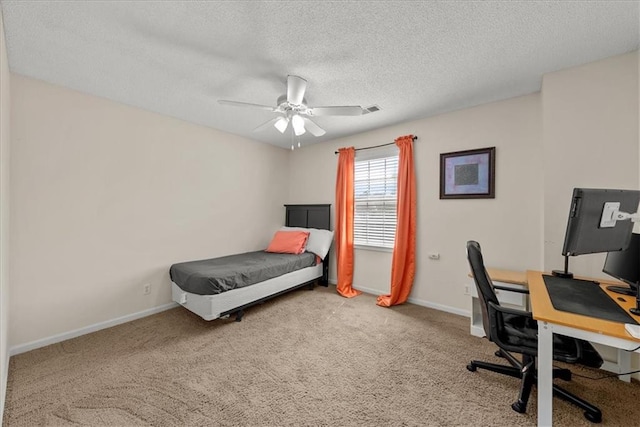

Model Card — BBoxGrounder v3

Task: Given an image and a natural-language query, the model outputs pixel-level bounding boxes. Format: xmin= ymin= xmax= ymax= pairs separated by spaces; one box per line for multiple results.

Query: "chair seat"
xmin=502 ymin=312 xmax=603 ymax=367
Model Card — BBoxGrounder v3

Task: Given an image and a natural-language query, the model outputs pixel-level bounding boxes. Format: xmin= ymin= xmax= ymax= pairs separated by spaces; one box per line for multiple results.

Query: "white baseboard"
xmin=406 ymin=296 xmax=470 ymax=318
xmin=9 ymin=302 xmax=179 ymax=356
xmin=351 ymin=284 xmax=381 ymax=296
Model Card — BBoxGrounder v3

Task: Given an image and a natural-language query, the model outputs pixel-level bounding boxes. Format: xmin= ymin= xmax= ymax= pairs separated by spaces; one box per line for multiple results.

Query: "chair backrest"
xmin=466 ymin=240 xmax=500 ymax=339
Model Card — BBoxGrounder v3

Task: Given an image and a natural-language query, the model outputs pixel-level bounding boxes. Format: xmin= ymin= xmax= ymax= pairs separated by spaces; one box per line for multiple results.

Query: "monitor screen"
xmin=561 ymin=188 xmax=640 ymax=256
xmin=603 ymin=232 xmax=640 ymax=296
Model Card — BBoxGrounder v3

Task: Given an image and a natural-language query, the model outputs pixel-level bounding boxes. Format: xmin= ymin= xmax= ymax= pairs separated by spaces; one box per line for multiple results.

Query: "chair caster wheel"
xmin=466 ymin=363 xmax=477 ymax=372
xmin=511 ymin=400 xmax=527 ymax=414
xmin=495 ymin=350 xmax=504 ymax=358
xmin=584 ymin=411 xmax=602 ymax=423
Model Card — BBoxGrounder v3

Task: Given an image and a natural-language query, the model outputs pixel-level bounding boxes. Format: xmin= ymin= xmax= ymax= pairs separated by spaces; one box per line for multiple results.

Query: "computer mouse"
xmin=617 ymin=297 xmax=626 ymax=302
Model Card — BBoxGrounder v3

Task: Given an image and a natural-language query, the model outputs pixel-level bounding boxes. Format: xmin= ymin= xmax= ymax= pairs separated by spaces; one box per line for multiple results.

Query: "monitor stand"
xmin=631 ymin=291 xmax=640 ymax=316
xmin=552 ymin=255 xmax=574 ymax=279
xmin=606 ymin=285 xmax=636 ymax=296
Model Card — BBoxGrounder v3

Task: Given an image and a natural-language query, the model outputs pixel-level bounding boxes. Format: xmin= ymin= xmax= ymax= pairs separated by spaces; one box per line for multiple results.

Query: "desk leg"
xmin=618 ymin=349 xmax=631 ymax=383
xmin=538 ymin=321 xmax=554 ymax=427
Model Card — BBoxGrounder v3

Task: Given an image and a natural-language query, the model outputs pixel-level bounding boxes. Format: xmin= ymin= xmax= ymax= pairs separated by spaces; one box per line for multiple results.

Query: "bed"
xmin=170 ymin=204 xmax=331 ymax=321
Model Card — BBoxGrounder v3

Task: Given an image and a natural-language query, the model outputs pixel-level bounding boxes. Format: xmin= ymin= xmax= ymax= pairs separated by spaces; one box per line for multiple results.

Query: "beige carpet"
xmin=4 ymin=285 xmax=640 ymax=426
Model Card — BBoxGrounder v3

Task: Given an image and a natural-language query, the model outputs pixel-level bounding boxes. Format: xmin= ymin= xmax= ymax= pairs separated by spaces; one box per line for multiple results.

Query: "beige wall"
xmin=9 ymin=75 xmax=290 ymax=346
xmin=289 ymin=93 xmax=543 ymax=314
xmin=542 ymin=52 xmax=639 ymax=279
xmin=0 ymin=7 xmax=10 ymax=421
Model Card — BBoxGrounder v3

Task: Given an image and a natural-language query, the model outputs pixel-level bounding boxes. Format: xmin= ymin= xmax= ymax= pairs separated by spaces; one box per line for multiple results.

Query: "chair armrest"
xmin=487 ymin=300 xmax=533 ymax=319
xmin=486 ymin=301 xmax=538 ymax=357
xmin=493 ymin=284 xmax=530 ymax=295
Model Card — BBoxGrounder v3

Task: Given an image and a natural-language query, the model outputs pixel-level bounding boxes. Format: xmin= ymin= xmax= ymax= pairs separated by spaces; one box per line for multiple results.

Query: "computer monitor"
xmin=562 ymin=188 xmax=640 ymax=256
xmin=553 ymin=188 xmax=640 ymax=278
xmin=603 ymin=232 xmax=640 ymax=296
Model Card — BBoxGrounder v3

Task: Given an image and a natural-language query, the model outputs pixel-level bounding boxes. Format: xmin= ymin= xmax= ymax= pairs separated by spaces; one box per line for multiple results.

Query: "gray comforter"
xmin=170 ymin=251 xmax=317 ymax=295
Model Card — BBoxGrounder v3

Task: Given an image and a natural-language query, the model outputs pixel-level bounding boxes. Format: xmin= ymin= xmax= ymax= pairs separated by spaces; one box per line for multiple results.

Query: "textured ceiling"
xmin=1 ymin=1 xmax=639 ymax=149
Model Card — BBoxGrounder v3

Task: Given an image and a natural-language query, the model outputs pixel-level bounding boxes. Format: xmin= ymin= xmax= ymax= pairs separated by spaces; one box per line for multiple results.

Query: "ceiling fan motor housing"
xmin=277 ymin=94 xmax=307 ymax=110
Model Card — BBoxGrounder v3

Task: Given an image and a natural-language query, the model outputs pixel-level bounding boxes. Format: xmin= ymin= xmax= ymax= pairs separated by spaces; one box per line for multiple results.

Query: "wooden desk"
xmin=485 ymin=268 xmax=527 ymax=286
xmin=527 ymin=271 xmax=640 ymax=426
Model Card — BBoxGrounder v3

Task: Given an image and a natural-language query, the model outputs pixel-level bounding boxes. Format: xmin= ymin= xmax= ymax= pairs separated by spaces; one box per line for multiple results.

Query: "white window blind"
xmin=354 ymin=153 xmax=399 ymax=249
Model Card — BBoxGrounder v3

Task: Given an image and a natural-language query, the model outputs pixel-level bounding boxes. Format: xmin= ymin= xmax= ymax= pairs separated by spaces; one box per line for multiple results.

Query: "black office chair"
xmin=465 ymin=240 xmax=603 ymax=423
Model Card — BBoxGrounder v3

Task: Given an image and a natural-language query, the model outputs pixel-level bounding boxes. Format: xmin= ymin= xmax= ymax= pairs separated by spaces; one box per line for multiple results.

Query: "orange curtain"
xmin=335 ymin=147 xmax=361 ymax=298
xmin=377 ymin=135 xmax=416 ymax=307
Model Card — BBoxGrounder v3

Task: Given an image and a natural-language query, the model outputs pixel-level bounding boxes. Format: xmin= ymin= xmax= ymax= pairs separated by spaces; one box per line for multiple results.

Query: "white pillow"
xmin=280 ymin=226 xmax=334 ymax=260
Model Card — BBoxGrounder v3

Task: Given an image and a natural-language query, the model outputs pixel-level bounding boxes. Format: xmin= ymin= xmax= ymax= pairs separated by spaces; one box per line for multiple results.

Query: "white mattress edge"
xmin=172 ymin=264 xmax=323 ymax=320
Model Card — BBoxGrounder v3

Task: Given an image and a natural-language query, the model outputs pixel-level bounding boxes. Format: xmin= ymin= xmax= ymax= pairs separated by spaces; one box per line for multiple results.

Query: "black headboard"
xmin=284 ymin=204 xmax=331 ymax=230
xmin=284 ymin=204 xmax=331 ymax=285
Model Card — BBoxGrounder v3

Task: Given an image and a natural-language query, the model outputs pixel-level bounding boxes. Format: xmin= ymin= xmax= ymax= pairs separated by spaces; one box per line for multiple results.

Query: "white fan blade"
xmin=287 ymin=75 xmax=307 ymax=105
xmin=302 ymin=117 xmax=326 ymax=137
xmin=218 ymin=100 xmax=276 ymax=111
xmin=307 ymin=106 xmax=365 ymax=116
xmin=253 ymin=118 xmax=281 ymax=132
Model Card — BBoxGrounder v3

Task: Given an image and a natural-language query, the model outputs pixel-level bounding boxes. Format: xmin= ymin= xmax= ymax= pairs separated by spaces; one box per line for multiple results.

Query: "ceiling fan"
xmin=218 ymin=75 xmax=379 ymax=137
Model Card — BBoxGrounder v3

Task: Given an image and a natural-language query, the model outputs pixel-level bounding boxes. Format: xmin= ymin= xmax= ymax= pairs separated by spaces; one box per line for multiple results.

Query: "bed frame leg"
xmin=235 ymin=310 xmax=244 ymax=322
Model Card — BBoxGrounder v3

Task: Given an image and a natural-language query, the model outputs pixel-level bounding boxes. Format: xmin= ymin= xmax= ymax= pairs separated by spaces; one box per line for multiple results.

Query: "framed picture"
xmin=440 ymin=147 xmax=495 ymax=199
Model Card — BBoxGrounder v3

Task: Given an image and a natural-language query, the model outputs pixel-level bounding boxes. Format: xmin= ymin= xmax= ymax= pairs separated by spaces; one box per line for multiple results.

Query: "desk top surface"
xmin=468 ymin=268 xmax=528 ymax=286
xmin=486 ymin=268 xmax=528 ymax=286
xmin=527 ymin=270 xmax=640 ymax=343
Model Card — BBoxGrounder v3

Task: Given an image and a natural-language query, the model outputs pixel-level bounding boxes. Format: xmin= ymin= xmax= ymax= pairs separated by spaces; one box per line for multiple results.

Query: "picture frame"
xmin=440 ymin=147 xmax=495 ymax=199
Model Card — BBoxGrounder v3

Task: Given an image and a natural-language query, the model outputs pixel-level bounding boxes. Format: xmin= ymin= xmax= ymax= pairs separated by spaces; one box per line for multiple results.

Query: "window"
xmin=354 ymin=150 xmax=399 ymax=249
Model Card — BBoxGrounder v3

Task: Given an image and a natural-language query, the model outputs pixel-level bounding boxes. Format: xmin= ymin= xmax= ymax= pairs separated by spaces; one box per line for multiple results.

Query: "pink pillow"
xmin=266 ymin=231 xmax=310 ymax=254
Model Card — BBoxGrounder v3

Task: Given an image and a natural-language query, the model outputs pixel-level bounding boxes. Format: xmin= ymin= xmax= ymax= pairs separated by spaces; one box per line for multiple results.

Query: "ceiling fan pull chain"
xmin=290 ymin=126 xmax=294 ymax=150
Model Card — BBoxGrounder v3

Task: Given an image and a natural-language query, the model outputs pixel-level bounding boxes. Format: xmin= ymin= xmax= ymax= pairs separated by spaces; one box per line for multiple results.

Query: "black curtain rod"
xmin=334 ymin=136 xmax=418 ymax=154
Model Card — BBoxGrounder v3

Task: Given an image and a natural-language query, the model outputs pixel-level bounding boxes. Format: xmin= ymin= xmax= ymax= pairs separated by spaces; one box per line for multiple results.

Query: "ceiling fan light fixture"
xmin=292 ymin=115 xmax=306 ymax=136
xmin=274 ymin=116 xmax=289 ymax=133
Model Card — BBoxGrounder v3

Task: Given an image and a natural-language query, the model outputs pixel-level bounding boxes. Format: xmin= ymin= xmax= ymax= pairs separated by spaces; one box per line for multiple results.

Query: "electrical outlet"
xmin=464 ymin=285 xmax=470 ymax=296
xmin=143 ymin=283 xmax=151 ymax=295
